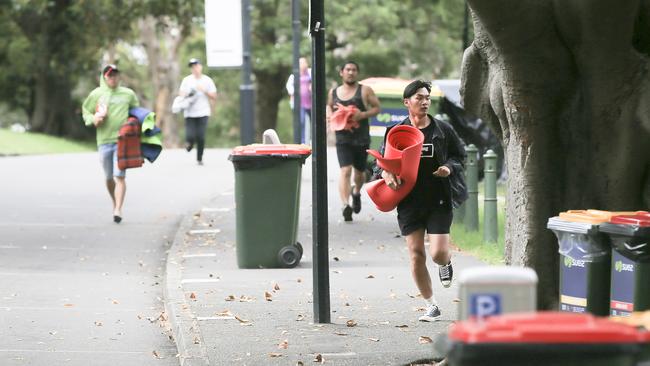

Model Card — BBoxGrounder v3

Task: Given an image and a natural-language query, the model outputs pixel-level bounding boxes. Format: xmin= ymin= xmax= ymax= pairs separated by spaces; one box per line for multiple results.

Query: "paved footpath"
xmin=164 ymin=147 xmax=485 ymax=366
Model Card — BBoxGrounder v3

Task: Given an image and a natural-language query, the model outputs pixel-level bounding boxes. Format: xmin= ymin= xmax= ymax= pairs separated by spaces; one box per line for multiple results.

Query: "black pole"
xmin=462 ymin=0 xmax=469 ymax=52
xmin=291 ymin=0 xmax=301 ymax=144
xmin=240 ymin=0 xmax=255 ymax=145
xmin=309 ymin=0 xmax=330 ymax=324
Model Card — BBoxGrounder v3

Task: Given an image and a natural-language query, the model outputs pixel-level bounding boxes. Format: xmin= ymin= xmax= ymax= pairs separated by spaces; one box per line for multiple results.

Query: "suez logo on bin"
xmin=563 ymin=256 xmax=586 ymax=268
xmin=469 ymin=294 xmax=502 ymax=318
xmin=615 ymin=260 xmax=634 ymax=273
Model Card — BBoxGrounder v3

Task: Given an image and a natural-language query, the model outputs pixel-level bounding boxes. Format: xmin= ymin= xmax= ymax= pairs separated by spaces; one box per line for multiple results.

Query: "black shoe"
xmin=185 ymin=143 xmax=193 ymax=152
xmin=419 ymin=304 xmax=442 ymax=322
xmin=439 ymin=261 xmax=453 ymax=288
xmin=197 ymin=160 xmax=204 ymax=166
xmin=342 ymin=205 xmax=353 ymax=222
xmin=352 ymin=192 xmax=361 ymax=214
xmin=113 ymin=215 xmax=122 ymax=224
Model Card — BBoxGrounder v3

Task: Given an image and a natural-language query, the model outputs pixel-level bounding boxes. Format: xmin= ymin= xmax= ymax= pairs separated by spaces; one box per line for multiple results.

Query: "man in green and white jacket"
xmin=82 ymin=64 xmax=139 ymax=224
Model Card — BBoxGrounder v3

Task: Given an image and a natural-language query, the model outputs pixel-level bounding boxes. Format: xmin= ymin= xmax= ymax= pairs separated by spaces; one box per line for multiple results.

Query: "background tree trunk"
xmin=139 ymin=16 xmax=184 ymax=148
xmin=461 ymin=0 xmax=650 ymax=308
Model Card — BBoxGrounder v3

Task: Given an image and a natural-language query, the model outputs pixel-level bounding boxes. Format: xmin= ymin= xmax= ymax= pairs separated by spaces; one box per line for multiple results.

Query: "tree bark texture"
xmin=139 ymin=16 xmax=184 ymax=148
xmin=461 ymin=0 xmax=650 ymax=308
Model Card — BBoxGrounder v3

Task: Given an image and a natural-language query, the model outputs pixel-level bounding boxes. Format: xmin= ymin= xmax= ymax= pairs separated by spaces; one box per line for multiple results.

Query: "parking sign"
xmin=470 ymin=294 xmax=501 ymax=318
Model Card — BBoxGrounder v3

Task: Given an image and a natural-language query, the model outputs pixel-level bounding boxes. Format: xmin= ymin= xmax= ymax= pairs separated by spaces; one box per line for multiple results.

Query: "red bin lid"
xmin=231 ymin=144 xmax=312 ymax=156
xmin=609 ymin=212 xmax=650 ymax=227
xmin=448 ymin=312 xmax=650 ymax=344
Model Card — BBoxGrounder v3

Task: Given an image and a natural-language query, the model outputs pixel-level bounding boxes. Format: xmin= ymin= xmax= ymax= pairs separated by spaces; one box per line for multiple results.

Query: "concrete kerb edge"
xmin=163 ymin=210 xmax=211 ymax=366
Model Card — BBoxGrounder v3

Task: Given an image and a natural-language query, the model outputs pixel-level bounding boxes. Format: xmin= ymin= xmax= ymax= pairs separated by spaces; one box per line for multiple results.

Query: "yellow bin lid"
xmin=558 ymin=209 xmax=638 ymax=224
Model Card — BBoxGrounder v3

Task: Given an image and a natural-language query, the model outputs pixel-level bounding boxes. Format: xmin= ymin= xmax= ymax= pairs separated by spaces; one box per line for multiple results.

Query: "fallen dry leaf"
xmin=452 ymin=298 xmax=461 ymax=303
xmin=225 ymin=295 xmax=236 ymax=301
xmin=346 ymin=319 xmax=357 ymax=327
xmin=152 ymin=350 xmax=162 ymax=359
xmin=418 ymin=336 xmax=433 ymax=344
xmin=314 ymin=353 xmax=324 ymax=363
xmin=239 ymin=295 xmax=255 ymax=302
xmin=366 ymin=274 xmax=375 ymax=279
xmin=234 ymin=315 xmax=250 ymax=324
xmin=333 ymin=331 xmax=348 ymax=336
xmin=297 ymin=278 xmax=303 ymax=283
xmin=333 ymin=257 xmax=340 ymax=261
xmin=274 ymin=283 xmax=281 ymax=291
xmin=368 ymin=337 xmax=380 ymax=342
xmin=395 ymin=325 xmax=409 ymax=328
xmin=111 ymin=299 xmax=119 ymax=305
xmin=215 ymin=309 xmax=234 ymax=318
xmin=189 ymin=292 xmax=197 ymax=299
xmin=265 ymin=291 xmax=273 ymax=301
xmin=296 ymin=314 xmax=305 ymax=321
xmin=269 ymin=352 xmax=283 ymax=358
xmin=297 ymin=362 xmax=305 ymax=366
xmin=193 ymin=336 xmax=200 ymax=344
xmin=94 ymin=321 xmax=103 ymax=327
xmin=278 ymin=340 xmax=289 ymax=349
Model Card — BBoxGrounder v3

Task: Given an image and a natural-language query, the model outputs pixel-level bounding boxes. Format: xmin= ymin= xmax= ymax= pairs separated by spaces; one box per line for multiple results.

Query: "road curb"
xmin=163 ymin=211 xmax=211 ymax=366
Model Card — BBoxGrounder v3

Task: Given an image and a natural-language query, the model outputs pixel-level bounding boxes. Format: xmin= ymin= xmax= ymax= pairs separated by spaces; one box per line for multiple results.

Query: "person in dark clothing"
xmin=378 ymin=80 xmax=467 ymax=322
xmin=326 ymin=61 xmax=381 ymax=222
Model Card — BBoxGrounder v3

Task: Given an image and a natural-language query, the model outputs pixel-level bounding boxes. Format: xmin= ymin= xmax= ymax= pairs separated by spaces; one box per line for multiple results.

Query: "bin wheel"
xmin=278 ymin=245 xmax=301 ymax=268
xmin=294 ymin=242 xmax=303 ymax=257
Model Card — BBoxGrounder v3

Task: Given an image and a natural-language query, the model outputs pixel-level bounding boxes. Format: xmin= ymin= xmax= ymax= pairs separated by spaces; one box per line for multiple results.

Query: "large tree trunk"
xmin=461 ymin=0 xmax=650 ymax=308
xmin=255 ymin=70 xmax=288 ymax=140
xmin=139 ymin=16 xmax=184 ymax=148
xmin=30 ymin=69 xmax=91 ymax=139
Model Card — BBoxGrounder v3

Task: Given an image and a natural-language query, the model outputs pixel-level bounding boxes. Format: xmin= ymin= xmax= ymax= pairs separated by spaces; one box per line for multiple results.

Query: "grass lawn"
xmin=0 ymin=129 xmax=94 ymax=156
xmin=450 ymin=181 xmax=507 ymax=264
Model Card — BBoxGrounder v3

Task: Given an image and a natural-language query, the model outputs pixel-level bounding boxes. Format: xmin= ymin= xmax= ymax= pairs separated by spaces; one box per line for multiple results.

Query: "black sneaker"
xmin=351 ymin=192 xmax=361 ymax=214
xmin=419 ymin=304 xmax=441 ymax=322
xmin=342 ymin=205 xmax=353 ymax=222
xmin=439 ymin=261 xmax=453 ymax=288
xmin=186 ymin=143 xmax=193 ymax=152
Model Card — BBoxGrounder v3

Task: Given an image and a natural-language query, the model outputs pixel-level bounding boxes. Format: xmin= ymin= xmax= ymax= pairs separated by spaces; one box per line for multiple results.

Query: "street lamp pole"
xmin=309 ymin=0 xmax=330 ymax=324
xmin=240 ymin=0 xmax=255 ymax=145
xmin=291 ymin=0 xmax=302 ymax=144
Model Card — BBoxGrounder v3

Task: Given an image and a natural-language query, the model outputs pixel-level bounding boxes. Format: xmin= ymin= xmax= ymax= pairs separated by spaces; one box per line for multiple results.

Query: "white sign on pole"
xmin=205 ymin=0 xmax=243 ymax=68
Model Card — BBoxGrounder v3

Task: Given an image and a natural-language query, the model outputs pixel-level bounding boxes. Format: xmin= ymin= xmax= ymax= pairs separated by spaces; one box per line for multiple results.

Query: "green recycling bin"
xmin=600 ymin=212 xmax=650 ymax=316
xmin=228 ymin=144 xmax=311 ymax=269
xmin=547 ymin=210 xmax=633 ymax=316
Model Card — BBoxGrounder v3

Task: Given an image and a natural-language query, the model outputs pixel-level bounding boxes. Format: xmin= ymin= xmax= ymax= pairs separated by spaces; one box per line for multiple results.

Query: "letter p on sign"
xmin=470 ymin=294 xmax=501 ymax=318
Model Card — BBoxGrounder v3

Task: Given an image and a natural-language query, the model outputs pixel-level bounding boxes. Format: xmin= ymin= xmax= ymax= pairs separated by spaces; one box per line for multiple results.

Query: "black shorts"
xmin=397 ymin=205 xmax=453 ymax=236
xmin=336 ymin=143 xmax=369 ymax=171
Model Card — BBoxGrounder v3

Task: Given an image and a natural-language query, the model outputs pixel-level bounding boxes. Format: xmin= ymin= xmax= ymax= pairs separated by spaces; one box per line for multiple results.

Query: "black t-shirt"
xmin=397 ymin=119 xmax=449 ymax=211
xmin=332 ymin=85 xmax=369 ymax=146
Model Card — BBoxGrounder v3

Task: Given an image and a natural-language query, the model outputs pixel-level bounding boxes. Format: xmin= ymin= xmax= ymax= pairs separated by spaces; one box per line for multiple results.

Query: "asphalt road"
xmin=0 ymin=148 xmax=231 ymax=366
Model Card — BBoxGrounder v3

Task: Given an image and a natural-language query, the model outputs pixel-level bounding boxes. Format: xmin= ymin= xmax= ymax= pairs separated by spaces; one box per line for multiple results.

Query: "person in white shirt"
xmin=179 ymin=58 xmax=217 ymax=165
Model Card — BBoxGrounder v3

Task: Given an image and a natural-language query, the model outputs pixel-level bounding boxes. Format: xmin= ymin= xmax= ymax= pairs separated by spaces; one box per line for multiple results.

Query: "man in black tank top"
xmin=326 ymin=61 xmax=381 ymax=222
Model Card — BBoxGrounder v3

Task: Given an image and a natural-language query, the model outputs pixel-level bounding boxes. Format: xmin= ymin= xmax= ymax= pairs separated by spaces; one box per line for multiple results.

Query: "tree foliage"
xmin=0 ymin=0 xmax=469 ymax=144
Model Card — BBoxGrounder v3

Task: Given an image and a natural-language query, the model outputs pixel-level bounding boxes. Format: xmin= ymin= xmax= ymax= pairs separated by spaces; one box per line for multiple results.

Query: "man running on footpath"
xmin=326 ymin=61 xmax=381 ymax=222
xmin=378 ymin=80 xmax=467 ymax=321
xmin=82 ymin=64 xmax=140 ymax=223
xmin=179 ymin=58 xmax=217 ymax=165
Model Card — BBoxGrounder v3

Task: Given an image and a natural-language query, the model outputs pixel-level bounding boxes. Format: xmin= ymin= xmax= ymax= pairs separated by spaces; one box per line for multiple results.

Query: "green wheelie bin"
xmin=547 ymin=210 xmax=635 ymax=316
xmin=228 ymin=144 xmax=311 ymax=269
xmin=600 ymin=212 xmax=650 ymax=316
